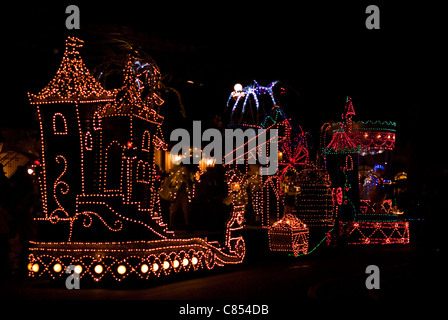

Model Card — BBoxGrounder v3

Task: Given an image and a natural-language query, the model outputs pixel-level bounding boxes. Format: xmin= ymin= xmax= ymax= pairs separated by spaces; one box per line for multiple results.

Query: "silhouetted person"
xmin=161 ymin=164 xmax=195 ymax=233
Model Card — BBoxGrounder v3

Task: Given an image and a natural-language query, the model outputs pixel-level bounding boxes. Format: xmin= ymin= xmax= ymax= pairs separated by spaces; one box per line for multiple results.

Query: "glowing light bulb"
xmin=94 ymin=265 xmax=103 ymax=274
xmin=117 ymin=265 xmax=126 ymax=275
xmin=53 ymin=263 xmax=62 ymax=273
xmin=231 ymin=182 xmax=240 ymax=191
xmin=278 ymin=152 xmax=283 ymax=161
xmin=234 ymin=83 xmax=243 ymax=92
xmin=191 ymin=257 xmax=198 ymax=265
xmin=163 ymin=261 xmax=170 ymax=270
xmin=172 ymin=154 xmax=182 ymax=164
xmin=32 ymin=263 xmax=39 ymax=272
xmin=141 ymin=264 xmax=149 ymax=273
xmin=74 ymin=265 xmax=83 ymax=274
xmin=152 ymin=263 xmax=159 ymax=272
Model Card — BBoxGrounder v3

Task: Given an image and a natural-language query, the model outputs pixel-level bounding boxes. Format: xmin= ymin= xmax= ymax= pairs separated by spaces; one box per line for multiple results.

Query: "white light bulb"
xmin=234 ymin=83 xmax=243 ymax=92
xmin=94 ymin=265 xmax=103 ymax=274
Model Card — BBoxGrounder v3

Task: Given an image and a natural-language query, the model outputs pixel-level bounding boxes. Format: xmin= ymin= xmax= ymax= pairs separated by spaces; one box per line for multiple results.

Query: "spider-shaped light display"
xmin=227 ymin=80 xmax=278 ymax=114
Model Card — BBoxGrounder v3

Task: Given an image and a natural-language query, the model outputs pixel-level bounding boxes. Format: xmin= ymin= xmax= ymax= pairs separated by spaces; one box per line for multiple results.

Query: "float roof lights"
xmin=28 ymin=37 xmax=116 ymax=104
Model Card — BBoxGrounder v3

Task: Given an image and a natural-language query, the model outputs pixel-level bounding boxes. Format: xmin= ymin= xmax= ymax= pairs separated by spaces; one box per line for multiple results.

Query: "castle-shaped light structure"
xmin=28 ymin=36 xmax=171 ymax=242
xmin=27 ymin=37 xmax=246 ymax=281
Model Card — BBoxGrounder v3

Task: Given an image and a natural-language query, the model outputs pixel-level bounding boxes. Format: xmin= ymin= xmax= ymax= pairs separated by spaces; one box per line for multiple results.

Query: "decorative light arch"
xmin=93 ymin=111 xmax=102 ymax=131
xmin=85 ymin=131 xmax=93 ymax=151
xmin=53 ymin=113 xmax=68 ymax=135
xmin=142 ymin=130 xmax=150 ymax=151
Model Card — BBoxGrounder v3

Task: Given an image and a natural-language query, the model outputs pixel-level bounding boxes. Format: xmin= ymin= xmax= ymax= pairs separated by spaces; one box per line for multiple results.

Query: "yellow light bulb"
xmin=74 ymin=265 xmax=83 ymax=274
xmin=163 ymin=261 xmax=170 ymax=270
xmin=117 ymin=265 xmax=126 ymax=275
xmin=141 ymin=264 xmax=149 ymax=273
xmin=94 ymin=265 xmax=103 ymax=274
xmin=32 ymin=263 xmax=39 ymax=273
xmin=152 ymin=263 xmax=159 ymax=272
xmin=53 ymin=263 xmax=62 ymax=273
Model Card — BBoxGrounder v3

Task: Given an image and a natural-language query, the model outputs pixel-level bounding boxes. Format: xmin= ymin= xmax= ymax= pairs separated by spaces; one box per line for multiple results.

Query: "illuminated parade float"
xmin=321 ymin=97 xmax=409 ymax=245
xmin=226 ymin=83 xmax=409 ymax=255
xmin=26 ymin=37 xmax=245 ymax=281
xmin=226 ymin=82 xmax=314 ymax=256
xmin=26 ymin=37 xmax=409 ymax=281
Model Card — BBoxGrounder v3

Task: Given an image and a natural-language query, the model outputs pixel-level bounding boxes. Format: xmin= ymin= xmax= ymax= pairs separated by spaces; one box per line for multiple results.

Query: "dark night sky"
xmin=1 ymin=1 xmax=445 ymax=174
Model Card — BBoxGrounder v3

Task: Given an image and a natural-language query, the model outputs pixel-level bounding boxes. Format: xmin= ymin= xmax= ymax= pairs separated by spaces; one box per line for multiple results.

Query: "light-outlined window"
xmin=93 ymin=111 xmax=102 ymax=131
xmin=85 ymin=131 xmax=93 ymax=151
xmin=53 ymin=113 xmax=68 ymax=135
xmin=345 ymin=154 xmax=354 ymax=171
xmin=136 ymin=160 xmax=150 ymax=183
xmin=142 ymin=130 xmax=150 ymax=151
